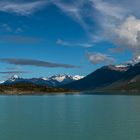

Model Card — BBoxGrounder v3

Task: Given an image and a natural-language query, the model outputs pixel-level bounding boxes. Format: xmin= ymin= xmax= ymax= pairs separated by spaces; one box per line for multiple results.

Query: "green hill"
xmin=0 ymin=83 xmax=76 ymax=95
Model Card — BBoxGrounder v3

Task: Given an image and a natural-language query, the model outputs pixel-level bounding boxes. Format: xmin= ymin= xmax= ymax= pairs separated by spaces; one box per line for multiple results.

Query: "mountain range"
xmin=1 ymin=57 xmax=140 ymax=93
xmin=1 ymin=74 xmax=84 ymax=87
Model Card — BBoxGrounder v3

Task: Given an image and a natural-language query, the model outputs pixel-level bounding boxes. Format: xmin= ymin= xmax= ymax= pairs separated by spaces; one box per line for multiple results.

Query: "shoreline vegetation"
xmin=0 ymin=83 xmax=140 ymax=95
xmin=0 ymin=83 xmax=78 ymax=95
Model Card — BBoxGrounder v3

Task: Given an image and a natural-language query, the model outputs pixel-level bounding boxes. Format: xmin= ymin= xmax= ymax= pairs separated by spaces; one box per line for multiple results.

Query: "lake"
xmin=0 ymin=94 xmax=140 ymax=140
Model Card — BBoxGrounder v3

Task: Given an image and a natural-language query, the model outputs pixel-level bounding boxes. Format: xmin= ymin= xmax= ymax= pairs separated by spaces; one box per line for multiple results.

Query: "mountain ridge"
xmin=61 ymin=62 xmax=140 ymax=91
xmin=1 ymin=74 xmax=84 ymax=87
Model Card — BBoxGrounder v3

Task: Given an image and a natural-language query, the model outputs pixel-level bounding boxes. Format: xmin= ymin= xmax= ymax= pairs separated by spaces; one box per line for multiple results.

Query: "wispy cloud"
xmin=5 ymin=66 xmax=22 ymax=71
xmin=0 ymin=1 xmax=48 ymax=16
xmin=1 ymin=24 xmax=23 ymax=33
xmin=92 ymin=0 xmax=128 ymax=20
xmin=57 ymin=39 xmax=93 ymax=48
xmin=0 ymin=71 xmax=29 ymax=74
xmin=1 ymin=24 xmax=12 ymax=32
xmin=0 ymin=58 xmax=80 ymax=68
xmin=52 ymin=0 xmax=127 ymax=45
xmin=86 ymin=51 xmax=115 ymax=64
xmin=52 ymin=0 xmax=96 ymax=34
xmin=0 ymin=35 xmax=42 ymax=44
xmin=15 ymin=28 xmax=23 ymax=33
xmin=53 ymin=1 xmax=86 ymax=28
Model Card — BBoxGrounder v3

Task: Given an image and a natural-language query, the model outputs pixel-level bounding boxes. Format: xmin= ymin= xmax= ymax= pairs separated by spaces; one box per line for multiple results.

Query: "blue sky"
xmin=0 ymin=0 xmax=139 ymax=79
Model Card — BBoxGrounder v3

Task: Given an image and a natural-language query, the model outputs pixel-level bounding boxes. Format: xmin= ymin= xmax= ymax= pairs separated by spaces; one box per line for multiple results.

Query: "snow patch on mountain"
xmin=115 ymin=65 xmax=128 ymax=68
xmin=51 ymin=74 xmax=71 ymax=82
xmin=73 ymin=75 xmax=84 ymax=80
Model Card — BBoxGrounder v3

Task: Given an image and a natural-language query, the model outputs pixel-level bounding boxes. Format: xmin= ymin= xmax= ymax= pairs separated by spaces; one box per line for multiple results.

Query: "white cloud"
xmin=88 ymin=0 xmax=140 ymax=58
xmin=15 ymin=28 xmax=23 ymax=33
xmin=86 ymin=52 xmax=115 ymax=64
xmin=57 ymin=39 xmax=93 ymax=48
xmin=0 ymin=1 xmax=48 ymax=15
xmin=113 ymin=16 xmax=140 ymax=51
xmin=1 ymin=24 xmax=12 ymax=32
xmin=92 ymin=0 xmax=128 ymax=20
xmin=52 ymin=1 xmax=88 ymax=29
xmin=1 ymin=24 xmax=24 ymax=33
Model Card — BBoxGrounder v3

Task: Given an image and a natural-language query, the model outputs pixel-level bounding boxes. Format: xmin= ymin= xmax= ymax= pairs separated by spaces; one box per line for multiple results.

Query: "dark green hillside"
xmin=103 ymin=75 xmax=140 ymax=92
xmin=0 ymin=83 xmax=75 ymax=95
xmin=102 ymin=63 xmax=140 ymax=92
xmin=61 ymin=65 xmax=126 ymax=90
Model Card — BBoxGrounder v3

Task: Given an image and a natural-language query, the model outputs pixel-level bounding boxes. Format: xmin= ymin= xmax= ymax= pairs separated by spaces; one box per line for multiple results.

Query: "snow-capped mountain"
xmin=2 ymin=74 xmax=84 ymax=87
xmin=105 ymin=56 xmax=137 ymax=71
xmin=107 ymin=56 xmax=140 ymax=72
xmin=48 ymin=74 xmax=84 ymax=83
xmin=39 ymin=74 xmax=84 ymax=86
xmin=106 ymin=56 xmax=140 ymax=71
xmin=8 ymin=75 xmax=21 ymax=81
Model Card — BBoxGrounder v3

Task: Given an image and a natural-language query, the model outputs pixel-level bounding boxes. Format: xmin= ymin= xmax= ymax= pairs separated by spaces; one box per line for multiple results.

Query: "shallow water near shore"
xmin=0 ymin=93 xmax=140 ymax=140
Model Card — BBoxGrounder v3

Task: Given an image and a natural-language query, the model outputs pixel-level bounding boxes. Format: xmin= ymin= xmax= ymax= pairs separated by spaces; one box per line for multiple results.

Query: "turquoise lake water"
xmin=0 ymin=94 xmax=140 ymax=140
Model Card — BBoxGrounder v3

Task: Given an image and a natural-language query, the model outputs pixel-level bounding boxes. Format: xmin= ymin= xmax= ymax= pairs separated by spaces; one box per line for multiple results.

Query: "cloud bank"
xmin=0 ymin=58 xmax=79 ymax=68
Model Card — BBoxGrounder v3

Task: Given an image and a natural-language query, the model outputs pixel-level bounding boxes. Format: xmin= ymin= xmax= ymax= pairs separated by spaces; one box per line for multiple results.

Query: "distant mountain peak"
xmin=8 ymin=75 xmax=21 ymax=81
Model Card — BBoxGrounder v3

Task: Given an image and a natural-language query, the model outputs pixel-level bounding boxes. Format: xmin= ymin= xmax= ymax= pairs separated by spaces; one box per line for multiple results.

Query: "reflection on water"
xmin=0 ymin=94 xmax=140 ymax=140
